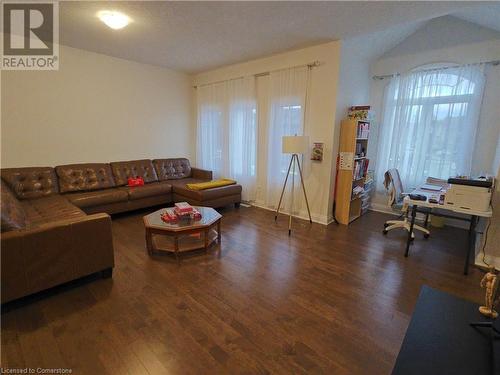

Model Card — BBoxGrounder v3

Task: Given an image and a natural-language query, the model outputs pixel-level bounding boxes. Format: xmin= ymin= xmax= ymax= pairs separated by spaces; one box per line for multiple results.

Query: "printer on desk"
xmin=444 ymin=177 xmax=494 ymax=212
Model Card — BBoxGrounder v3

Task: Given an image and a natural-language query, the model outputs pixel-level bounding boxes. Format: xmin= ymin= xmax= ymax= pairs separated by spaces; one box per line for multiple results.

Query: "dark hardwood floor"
xmin=1 ymin=206 xmax=485 ymax=374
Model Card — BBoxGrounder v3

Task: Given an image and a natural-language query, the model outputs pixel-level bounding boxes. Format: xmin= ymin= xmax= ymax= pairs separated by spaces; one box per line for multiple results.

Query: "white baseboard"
xmin=369 ymin=203 xmax=399 ymax=215
xmin=474 ymin=252 xmax=500 ymax=271
xmin=249 ymin=201 xmax=333 ymax=225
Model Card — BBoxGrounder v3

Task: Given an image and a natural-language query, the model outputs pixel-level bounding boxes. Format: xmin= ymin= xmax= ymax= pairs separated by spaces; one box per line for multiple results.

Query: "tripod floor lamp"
xmin=275 ymin=135 xmax=313 ymax=235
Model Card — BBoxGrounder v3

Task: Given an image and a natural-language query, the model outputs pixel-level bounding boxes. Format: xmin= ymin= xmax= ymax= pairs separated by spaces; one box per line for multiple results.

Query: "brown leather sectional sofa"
xmin=1 ymin=158 xmax=241 ymax=303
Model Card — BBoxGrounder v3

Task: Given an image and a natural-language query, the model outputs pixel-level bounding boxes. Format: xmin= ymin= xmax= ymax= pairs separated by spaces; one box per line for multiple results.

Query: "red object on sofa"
xmin=127 ymin=177 xmax=144 ymax=187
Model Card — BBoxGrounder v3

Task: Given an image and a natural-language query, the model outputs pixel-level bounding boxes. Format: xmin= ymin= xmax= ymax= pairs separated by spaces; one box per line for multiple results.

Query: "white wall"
xmin=478 ymin=173 xmax=500 ymax=270
xmin=335 ymin=40 xmax=372 ymax=128
xmin=333 ymin=39 xmax=373 ymax=207
xmin=1 ymin=45 xmax=194 ymax=167
xmin=369 ymin=16 xmax=500 ymax=210
xmin=194 ymin=41 xmax=341 ymax=224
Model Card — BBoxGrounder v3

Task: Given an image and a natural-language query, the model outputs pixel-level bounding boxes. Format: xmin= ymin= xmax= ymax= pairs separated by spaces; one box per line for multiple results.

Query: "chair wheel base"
xmin=384 ymin=223 xmax=389 ymax=228
xmin=382 ymin=229 xmax=388 ymax=235
xmin=424 ymin=233 xmax=430 ymax=239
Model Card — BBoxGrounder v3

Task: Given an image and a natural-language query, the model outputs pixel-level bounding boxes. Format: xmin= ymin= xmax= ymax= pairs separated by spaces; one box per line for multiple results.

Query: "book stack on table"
xmin=160 ymin=202 xmax=202 ymax=223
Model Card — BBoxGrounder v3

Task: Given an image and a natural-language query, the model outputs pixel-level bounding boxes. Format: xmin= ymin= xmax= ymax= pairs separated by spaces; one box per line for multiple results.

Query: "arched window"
xmin=376 ymin=64 xmax=485 ymax=190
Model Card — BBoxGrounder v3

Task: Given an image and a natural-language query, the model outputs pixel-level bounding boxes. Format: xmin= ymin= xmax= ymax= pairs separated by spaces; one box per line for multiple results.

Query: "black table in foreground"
xmin=392 ymin=286 xmax=499 ymax=375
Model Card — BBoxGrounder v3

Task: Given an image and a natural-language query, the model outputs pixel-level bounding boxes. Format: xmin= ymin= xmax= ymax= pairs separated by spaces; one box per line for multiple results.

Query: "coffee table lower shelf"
xmin=152 ymin=229 xmax=219 ymax=253
xmin=146 ymin=227 xmax=220 ymax=262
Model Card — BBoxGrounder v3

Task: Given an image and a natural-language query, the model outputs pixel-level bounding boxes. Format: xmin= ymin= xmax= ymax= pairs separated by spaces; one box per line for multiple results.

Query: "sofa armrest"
xmin=191 ymin=167 xmax=213 ymax=180
xmin=1 ymin=213 xmax=114 ymax=303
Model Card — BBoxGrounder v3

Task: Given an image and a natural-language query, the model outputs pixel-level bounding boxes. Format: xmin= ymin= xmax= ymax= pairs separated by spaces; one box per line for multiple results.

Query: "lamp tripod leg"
xmin=296 ymin=154 xmax=312 ymax=224
xmin=275 ymin=155 xmax=294 ymax=221
xmin=289 ymin=155 xmax=296 ymax=236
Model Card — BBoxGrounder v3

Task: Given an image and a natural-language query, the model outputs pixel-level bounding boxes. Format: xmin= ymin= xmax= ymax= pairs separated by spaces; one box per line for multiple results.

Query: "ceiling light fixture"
xmin=98 ymin=10 xmax=130 ymax=30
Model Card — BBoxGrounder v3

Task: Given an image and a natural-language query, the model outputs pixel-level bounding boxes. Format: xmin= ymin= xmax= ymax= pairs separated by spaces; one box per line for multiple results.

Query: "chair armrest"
xmin=191 ymin=167 xmax=213 ymax=180
xmin=1 ymin=213 xmax=114 ymax=303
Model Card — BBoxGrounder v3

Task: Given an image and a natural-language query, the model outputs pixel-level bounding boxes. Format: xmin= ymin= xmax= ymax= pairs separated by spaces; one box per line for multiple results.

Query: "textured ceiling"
xmin=59 ymin=1 xmax=500 ymax=73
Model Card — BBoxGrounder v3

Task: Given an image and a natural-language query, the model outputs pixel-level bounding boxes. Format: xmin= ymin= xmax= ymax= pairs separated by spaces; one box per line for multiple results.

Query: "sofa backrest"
xmin=56 ymin=163 xmax=116 ymax=193
xmin=1 ymin=180 xmax=27 ymax=232
xmin=110 ymin=159 xmax=158 ymax=186
xmin=153 ymin=158 xmax=192 ymax=180
xmin=1 ymin=167 xmax=59 ymax=200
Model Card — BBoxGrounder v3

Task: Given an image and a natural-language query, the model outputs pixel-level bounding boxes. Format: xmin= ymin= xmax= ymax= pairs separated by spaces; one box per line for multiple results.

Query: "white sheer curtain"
xmin=265 ymin=66 xmax=309 ymax=209
xmin=227 ymin=78 xmax=257 ymax=200
xmin=375 ymin=64 xmax=485 ymax=191
xmin=197 ymin=82 xmax=226 ymax=177
xmin=196 ymin=77 xmax=257 ymax=201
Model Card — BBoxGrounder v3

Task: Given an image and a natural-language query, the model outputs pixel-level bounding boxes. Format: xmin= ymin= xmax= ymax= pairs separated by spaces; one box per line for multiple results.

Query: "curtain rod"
xmin=372 ymin=59 xmax=500 ymax=80
xmin=193 ymin=60 xmax=321 ymax=89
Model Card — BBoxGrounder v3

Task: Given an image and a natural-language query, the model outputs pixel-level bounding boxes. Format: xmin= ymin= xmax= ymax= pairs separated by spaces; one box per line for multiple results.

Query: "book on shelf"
xmin=352 ymin=185 xmax=364 ymax=199
xmin=355 ymin=142 xmax=363 ymax=156
xmin=356 ymin=122 xmax=370 ymax=138
xmin=362 ymin=159 xmax=369 ymax=177
xmin=365 ymin=170 xmax=374 ymax=182
xmin=352 ymin=158 xmax=370 ymax=181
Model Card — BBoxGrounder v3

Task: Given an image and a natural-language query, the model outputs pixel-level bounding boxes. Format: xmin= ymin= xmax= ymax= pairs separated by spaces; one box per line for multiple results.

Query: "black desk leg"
xmin=464 ymin=216 xmax=477 ymax=275
xmin=405 ymin=205 xmax=417 ymax=257
xmin=424 ymin=213 xmax=429 ymax=228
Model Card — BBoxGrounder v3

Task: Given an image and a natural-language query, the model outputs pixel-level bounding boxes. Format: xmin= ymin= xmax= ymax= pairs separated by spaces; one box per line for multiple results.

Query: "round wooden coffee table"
xmin=143 ymin=206 xmax=222 ymax=262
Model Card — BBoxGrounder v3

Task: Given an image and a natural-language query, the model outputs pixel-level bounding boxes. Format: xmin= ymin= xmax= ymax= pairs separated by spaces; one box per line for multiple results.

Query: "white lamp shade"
xmin=282 ymin=135 xmax=309 ymax=154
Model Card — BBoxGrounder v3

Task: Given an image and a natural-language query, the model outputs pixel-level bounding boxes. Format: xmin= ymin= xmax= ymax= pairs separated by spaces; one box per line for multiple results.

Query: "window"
xmin=276 ymin=104 xmax=302 ymax=174
xmin=196 ymin=77 xmax=257 ymax=201
xmin=375 ymin=64 xmax=485 ymax=190
xmin=198 ymin=104 xmax=224 ymax=174
xmin=229 ymin=107 xmax=257 ymax=177
xmin=196 ymin=66 xmax=309 ymax=208
xmin=265 ymin=66 xmax=308 ymax=209
xmin=280 ymin=104 xmax=302 ymax=134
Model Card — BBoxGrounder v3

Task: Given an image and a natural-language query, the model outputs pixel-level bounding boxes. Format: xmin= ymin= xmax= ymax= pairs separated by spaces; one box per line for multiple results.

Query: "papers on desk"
xmin=421 ymin=177 xmax=449 ymax=192
xmin=426 ymin=177 xmax=449 ymax=188
xmin=421 ymin=184 xmax=443 ymax=192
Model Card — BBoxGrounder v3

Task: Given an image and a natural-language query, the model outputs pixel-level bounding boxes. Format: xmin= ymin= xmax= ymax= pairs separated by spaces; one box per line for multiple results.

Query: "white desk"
xmin=403 ymin=187 xmax=492 ymax=275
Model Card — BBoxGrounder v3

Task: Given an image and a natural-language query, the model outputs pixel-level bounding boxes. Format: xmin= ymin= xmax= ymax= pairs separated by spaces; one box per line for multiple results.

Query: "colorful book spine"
xmin=352 ymin=159 xmax=370 ymax=180
xmin=356 ymin=122 xmax=370 ymax=138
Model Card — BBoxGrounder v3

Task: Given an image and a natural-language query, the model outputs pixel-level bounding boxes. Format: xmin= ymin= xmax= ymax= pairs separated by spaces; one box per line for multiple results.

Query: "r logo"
xmin=1 ymin=1 xmax=59 ymax=70
xmin=3 ymin=3 xmax=54 ymax=55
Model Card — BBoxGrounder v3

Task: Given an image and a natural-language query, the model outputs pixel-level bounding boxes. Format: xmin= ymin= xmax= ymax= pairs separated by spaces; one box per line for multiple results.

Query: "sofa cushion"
xmin=120 ymin=181 xmax=172 ymax=200
xmin=110 ymin=159 xmax=158 ymax=186
xmin=1 ymin=180 xmax=27 ymax=232
xmin=21 ymin=195 xmax=85 ymax=227
xmin=1 ymin=167 xmax=59 ymax=200
xmin=170 ymin=178 xmax=242 ymax=201
xmin=56 ymin=163 xmax=116 ymax=193
xmin=153 ymin=158 xmax=192 ymax=180
xmin=65 ymin=188 xmax=128 ymax=209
